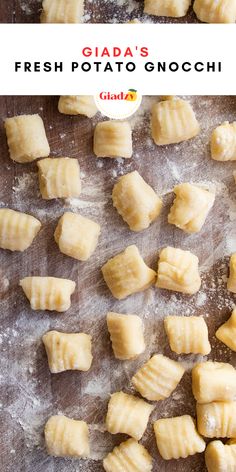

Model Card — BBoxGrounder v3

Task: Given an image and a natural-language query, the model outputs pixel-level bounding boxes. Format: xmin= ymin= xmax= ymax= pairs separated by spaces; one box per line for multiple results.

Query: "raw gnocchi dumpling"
xmin=41 ymin=0 xmax=84 ymax=23
xmin=106 ymin=392 xmax=154 ymax=440
xmin=112 ymin=171 xmax=162 ymax=232
xmin=103 ymin=438 xmax=153 ymax=472
xmin=102 ymin=245 xmax=156 ymax=299
xmin=192 ymin=361 xmax=236 ymax=403
xmin=156 ymin=246 xmax=201 ymax=295
xmin=58 ymin=96 xmax=98 ymax=117
xmin=216 ymin=309 xmax=236 ymax=351
xmin=0 ymin=208 xmax=41 ymax=252
xmin=54 ymin=212 xmax=101 ymax=261
xmin=20 ymin=276 xmax=76 ymax=312
xmin=93 ymin=121 xmax=132 ymax=159
xmin=42 ymin=331 xmax=92 ymax=373
xmin=151 ymin=98 xmax=200 ymax=146
xmin=37 ymin=158 xmax=81 ymax=199
xmin=5 ymin=114 xmax=50 ymax=163
xmin=193 ymin=0 xmax=236 ymax=23
xmin=144 ymin=0 xmax=191 ymax=17
xmin=227 ymin=253 xmax=236 ymax=293
xmin=132 ymin=354 xmax=185 ymax=401
xmin=197 ymin=402 xmax=236 ymax=438
xmin=107 ymin=312 xmax=145 ymax=360
xmin=205 ymin=440 xmax=236 ymax=472
xmin=168 ymin=183 xmax=215 ymax=233
xmin=45 ymin=415 xmax=89 ymax=457
xmin=164 ymin=315 xmax=211 ymax=355
xmin=154 ymin=415 xmax=205 ymax=460
xmin=211 ymin=122 xmax=236 ymax=160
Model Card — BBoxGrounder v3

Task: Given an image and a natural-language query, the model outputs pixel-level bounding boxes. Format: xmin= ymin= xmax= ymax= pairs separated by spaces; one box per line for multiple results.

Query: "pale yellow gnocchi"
xmin=193 ymin=0 xmax=236 ymax=23
xmin=107 ymin=312 xmax=145 ymax=360
xmin=103 ymin=438 xmax=153 ymax=472
xmin=211 ymin=122 xmax=236 ymax=160
xmin=192 ymin=361 xmax=236 ymax=403
xmin=227 ymin=253 xmax=236 ymax=293
xmin=197 ymin=401 xmax=236 ymax=438
xmin=216 ymin=309 xmax=236 ymax=351
xmin=58 ymin=96 xmax=98 ymax=117
xmin=41 ymin=0 xmax=84 ymax=23
xmin=205 ymin=440 xmax=236 ymax=472
xmin=20 ymin=276 xmax=76 ymax=312
xmin=93 ymin=121 xmax=132 ymax=159
xmin=37 ymin=157 xmax=81 ymax=199
xmin=0 ymin=208 xmax=41 ymax=252
xmin=44 ymin=415 xmax=89 ymax=457
xmin=164 ymin=315 xmax=211 ymax=355
xmin=144 ymin=0 xmax=191 ymax=17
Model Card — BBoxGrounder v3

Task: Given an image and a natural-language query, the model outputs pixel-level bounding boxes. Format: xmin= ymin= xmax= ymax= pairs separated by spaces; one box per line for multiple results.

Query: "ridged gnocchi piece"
xmin=205 ymin=440 xmax=236 ymax=472
xmin=45 ymin=415 xmax=89 ymax=457
xmin=168 ymin=183 xmax=215 ymax=233
xmin=192 ymin=361 xmax=236 ymax=403
xmin=132 ymin=354 xmax=185 ymax=401
xmin=93 ymin=121 xmax=132 ymax=158
xmin=54 ymin=212 xmax=100 ymax=261
xmin=58 ymin=96 xmax=98 ymax=117
xmin=41 ymin=0 xmax=84 ymax=23
xmin=197 ymin=402 xmax=236 ymax=438
xmin=151 ymin=98 xmax=200 ymax=146
xmin=107 ymin=312 xmax=145 ymax=360
xmin=156 ymin=246 xmax=201 ymax=295
xmin=193 ymin=0 xmax=236 ymax=23
xmin=164 ymin=315 xmax=211 ymax=355
xmin=216 ymin=309 xmax=236 ymax=351
xmin=0 ymin=208 xmax=41 ymax=252
xmin=20 ymin=276 xmax=76 ymax=312
xmin=112 ymin=171 xmax=162 ymax=232
xmin=144 ymin=0 xmax=191 ymax=17
xmin=42 ymin=331 xmax=92 ymax=373
xmin=227 ymin=253 xmax=236 ymax=293
xmin=103 ymin=438 xmax=153 ymax=472
xmin=154 ymin=415 xmax=205 ymax=460
xmin=106 ymin=392 xmax=154 ymax=440
xmin=211 ymin=122 xmax=236 ymax=160
xmin=102 ymin=245 xmax=156 ymax=300
xmin=37 ymin=158 xmax=81 ymax=199
xmin=5 ymin=114 xmax=50 ymax=163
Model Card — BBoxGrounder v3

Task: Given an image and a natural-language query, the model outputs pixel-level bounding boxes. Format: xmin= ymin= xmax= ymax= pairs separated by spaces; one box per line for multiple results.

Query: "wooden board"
xmin=1 ymin=95 xmax=236 ymax=472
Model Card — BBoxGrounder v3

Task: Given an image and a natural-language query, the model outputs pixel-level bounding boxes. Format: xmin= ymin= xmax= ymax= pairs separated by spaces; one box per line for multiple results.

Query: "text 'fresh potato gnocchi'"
xmin=112 ymin=171 xmax=162 ymax=232
xmin=54 ymin=212 xmax=101 ymax=261
xmin=103 ymin=438 xmax=153 ymax=472
xmin=94 ymin=121 xmax=132 ymax=158
xmin=0 ymin=208 xmax=41 ymax=252
xmin=37 ymin=157 xmax=81 ymax=199
xmin=144 ymin=0 xmax=191 ymax=17
xmin=45 ymin=415 xmax=89 ymax=457
xmin=106 ymin=392 xmax=154 ymax=440
xmin=197 ymin=401 xmax=236 ymax=438
xmin=5 ymin=114 xmax=50 ymax=163
xmin=151 ymin=98 xmax=200 ymax=145
xmin=156 ymin=246 xmax=201 ymax=295
xmin=102 ymin=245 xmax=156 ymax=299
xmin=168 ymin=183 xmax=215 ymax=233
xmin=227 ymin=253 xmax=236 ymax=293
xmin=205 ymin=440 xmax=236 ymax=472
xmin=132 ymin=354 xmax=185 ymax=401
xmin=58 ymin=96 xmax=98 ymax=117
xmin=20 ymin=276 xmax=76 ymax=312
xmin=192 ymin=361 xmax=236 ymax=403
xmin=211 ymin=122 xmax=236 ymax=160
xmin=193 ymin=0 xmax=236 ymax=23
xmin=216 ymin=309 xmax=236 ymax=351
xmin=43 ymin=331 xmax=92 ymax=373
xmin=154 ymin=415 xmax=205 ymax=460
xmin=164 ymin=315 xmax=211 ymax=355
xmin=107 ymin=312 xmax=145 ymax=360
xmin=41 ymin=0 xmax=84 ymax=23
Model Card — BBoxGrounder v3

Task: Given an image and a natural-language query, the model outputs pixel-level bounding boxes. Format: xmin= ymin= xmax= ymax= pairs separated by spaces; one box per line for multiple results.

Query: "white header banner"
xmin=0 ymin=24 xmax=235 ymax=95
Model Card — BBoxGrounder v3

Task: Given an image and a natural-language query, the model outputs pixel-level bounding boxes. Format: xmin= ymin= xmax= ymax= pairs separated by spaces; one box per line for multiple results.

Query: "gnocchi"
xmin=93 ymin=121 xmax=132 ymax=158
xmin=192 ymin=361 xmax=236 ymax=403
xmin=193 ymin=0 xmax=236 ymax=23
xmin=107 ymin=312 xmax=145 ymax=360
xmin=54 ymin=212 xmax=101 ymax=261
xmin=144 ymin=0 xmax=191 ymax=17
xmin=42 ymin=331 xmax=92 ymax=373
xmin=103 ymin=438 xmax=153 ymax=472
xmin=106 ymin=392 xmax=154 ymax=440
xmin=112 ymin=171 xmax=162 ymax=232
xmin=41 ymin=0 xmax=84 ymax=23
xmin=101 ymin=245 xmax=156 ymax=299
xmin=5 ymin=114 xmax=50 ymax=163
xmin=37 ymin=157 xmax=81 ymax=199
xmin=151 ymin=98 xmax=200 ymax=146
xmin=211 ymin=122 xmax=236 ymax=160
xmin=20 ymin=276 xmax=76 ymax=312
xmin=0 ymin=208 xmax=41 ymax=252
xmin=132 ymin=354 xmax=185 ymax=401
xmin=154 ymin=415 xmax=205 ymax=460
xmin=58 ymin=96 xmax=98 ymax=117
xmin=44 ymin=415 xmax=89 ymax=457
xmin=168 ymin=183 xmax=215 ymax=233
xmin=227 ymin=253 xmax=236 ymax=293
xmin=156 ymin=246 xmax=201 ymax=295
xmin=216 ymin=309 xmax=236 ymax=351
xmin=197 ymin=401 xmax=236 ymax=438
xmin=205 ymin=440 xmax=236 ymax=472
xmin=164 ymin=315 xmax=211 ymax=355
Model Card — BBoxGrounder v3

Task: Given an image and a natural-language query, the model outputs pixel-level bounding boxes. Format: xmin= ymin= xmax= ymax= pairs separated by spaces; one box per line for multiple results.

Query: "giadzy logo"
xmin=99 ymin=89 xmax=138 ymax=102
xmin=95 ymin=89 xmax=142 ymax=119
